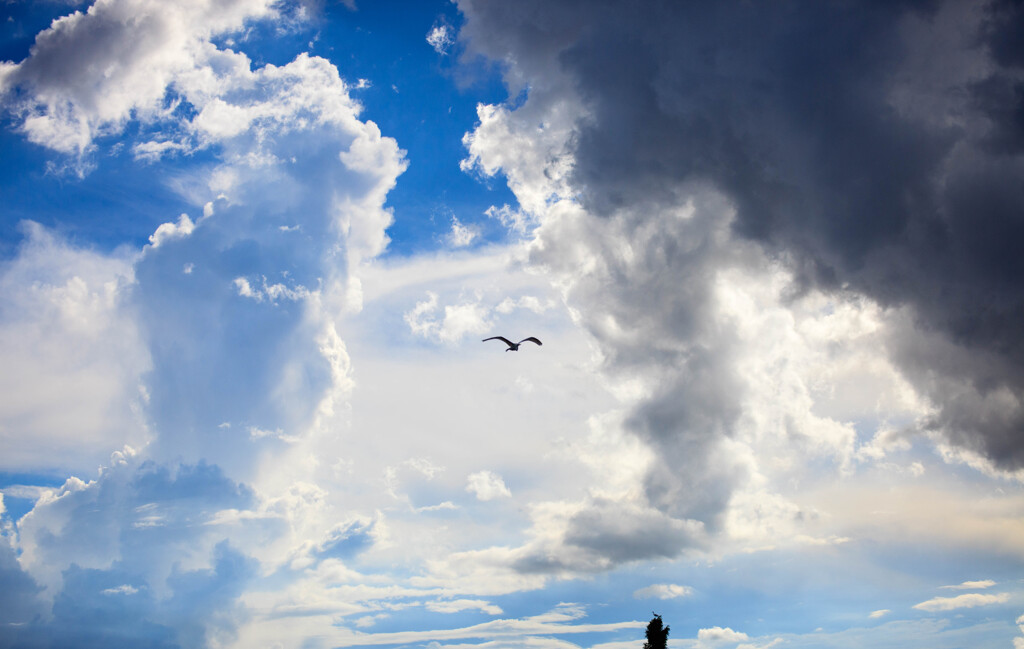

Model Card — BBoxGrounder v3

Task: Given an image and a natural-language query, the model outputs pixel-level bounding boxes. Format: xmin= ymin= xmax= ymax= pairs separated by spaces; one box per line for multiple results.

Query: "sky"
xmin=1 ymin=0 xmax=1023 ymax=647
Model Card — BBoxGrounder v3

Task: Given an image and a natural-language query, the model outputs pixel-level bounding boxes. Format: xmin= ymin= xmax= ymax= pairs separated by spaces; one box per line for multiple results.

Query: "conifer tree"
xmin=643 ymin=613 xmax=669 ymax=649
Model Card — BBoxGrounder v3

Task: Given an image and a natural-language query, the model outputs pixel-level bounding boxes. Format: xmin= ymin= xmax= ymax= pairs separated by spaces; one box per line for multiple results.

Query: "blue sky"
xmin=1 ymin=1 xmax=1023 ymax=648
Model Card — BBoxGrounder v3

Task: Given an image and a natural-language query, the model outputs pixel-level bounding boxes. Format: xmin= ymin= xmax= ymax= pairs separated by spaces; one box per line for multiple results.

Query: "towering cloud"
xmin=457 ymin=0 xmax=1024 ymax=560
xmin=0 ymin=0 xmax=277 ymax=155
xmin=0 ymin=1 xmax=406 ymax=644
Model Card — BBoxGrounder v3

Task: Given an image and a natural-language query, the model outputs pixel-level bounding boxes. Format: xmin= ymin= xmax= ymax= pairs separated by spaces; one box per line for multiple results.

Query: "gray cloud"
xmin=459 ymin=0 xmax=1024 ymax=476
xmin=7 ymin=457 xmax=260 ymax=647
xmin=563 ymin=499 xmax=701 ymax=563
xmin=0 ymin=538 xmax=44 ymax=640
xmin=512 ymin=499 xmax=704 ymax=575
xmin=504 ymin=183 xmax=753 ymax=563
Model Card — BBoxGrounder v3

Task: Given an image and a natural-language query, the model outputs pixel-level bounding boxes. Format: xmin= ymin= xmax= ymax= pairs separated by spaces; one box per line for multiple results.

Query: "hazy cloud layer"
xmin=0 ymin=223 xmax=149 ymax=472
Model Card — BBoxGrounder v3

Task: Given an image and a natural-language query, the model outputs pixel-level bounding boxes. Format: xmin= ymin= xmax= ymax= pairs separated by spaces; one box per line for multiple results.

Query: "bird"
xmin=482 ymin=336 xmax=543 ymax=352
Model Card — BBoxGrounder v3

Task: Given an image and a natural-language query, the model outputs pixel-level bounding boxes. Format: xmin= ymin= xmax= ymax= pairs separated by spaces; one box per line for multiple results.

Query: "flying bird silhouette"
xmin=482 ymin=336 xmax=543 ymax=352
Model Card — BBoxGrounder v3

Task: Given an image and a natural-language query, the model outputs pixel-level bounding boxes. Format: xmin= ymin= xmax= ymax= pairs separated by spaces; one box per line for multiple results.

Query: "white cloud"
xmin=461 ymin=99 xmax=578 ymax=216
xmin=426 ymin=24 xmax=454 ymax=55
xmin=416 ymin=501 xmax=458 ymax=513
xmin=869 ymin=609 xmax=890 ymax=619
xmin=486 ymin=204 xmax=535 ymax=236
xmin=404 ymin=292 xmax=494 ymax=344
xmin=425 ymin=599 xmax=503 ymax=615
xmin=0 ymin=0 xmax=279 ymax=155
xmin=0 ymin=485 xmax=51 ymax=501
xmin=448 ymin=217 xmax=479 ymax=247
xmin=698 ymin=626 xmax=750 ymax=645
xmin=0 ymin=12 xmax=417 ymax=647
xmin=233 ymin=276 xmax=312 ymax=303
xmin=913 ymin=593 xmax=1010 ymax=612
xmin=527 ymin=603 xmax=587 ymax=624
xmin=940 ymin=579 xmax=996 ymax=590
xmin=439 ymin=301 xmax=492 ymax=343
xmin=405 ymin=291 xmax=442 ymax=337
xmin=248 ymin=426 xmax=299 ymax=443
xmin=495 ymin=295 xmax=553 ymax=315
xmin=258 ymin=610 xmax=641 ymax=648
xmin=466 ymin=471 xmax=512 ymax=501
xmin=0 ymin=223 xmax=150 ymax=473
xmin=633 ymin=583 xmax=693 ymax=600
xmin=148 ymin=213 xmax=196 ymax=247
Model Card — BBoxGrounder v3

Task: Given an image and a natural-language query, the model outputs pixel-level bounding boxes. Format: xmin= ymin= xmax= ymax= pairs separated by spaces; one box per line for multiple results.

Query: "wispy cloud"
xmin=426 ymin=23 xmax=454 ymax=55
xmin=940 ymin=580 xmax=996 ymax=590
xmin=324 ymin=613 xmax=644 ymax=647
xmin=466 ymin=471 xmax=512 ymax=501
xmin=633 ymin=584 xmax=694 ymax=600
xmin=913 ymin=593 xmax=1010 ymax=612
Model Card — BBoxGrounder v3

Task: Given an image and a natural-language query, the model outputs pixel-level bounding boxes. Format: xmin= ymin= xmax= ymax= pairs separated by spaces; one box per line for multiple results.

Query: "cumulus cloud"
xmin=0 ymin=2 xmax=416 ymax=644
xmin=148 ymin=213 xmax=196 ymax=248
xmin=698 ymin=626 xmax=749 ymax=645
xmin=0 ymin=0 xmax=279 ymax=155
xmin=0 ymin=0 xmax=406 ymax=480
xmin=7 ymin=452 xmax=260 ymax=646
xmin=466 ymin=471 xmax=512 ymax=501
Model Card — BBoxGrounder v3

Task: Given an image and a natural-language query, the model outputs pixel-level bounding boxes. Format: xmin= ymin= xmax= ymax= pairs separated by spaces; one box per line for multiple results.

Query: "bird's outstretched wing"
xmin=518 ymin=337 xmax=543 ymax=346
xmin=482 ymin=336 xmax=515 ymax=346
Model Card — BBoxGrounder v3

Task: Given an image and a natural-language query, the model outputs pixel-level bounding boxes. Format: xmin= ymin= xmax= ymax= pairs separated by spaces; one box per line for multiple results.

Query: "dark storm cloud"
xmin=460 ymin=0 xmax=1024 ymax=470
